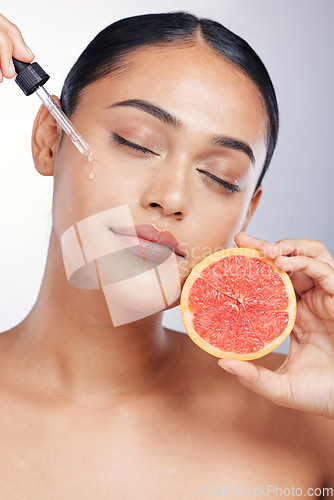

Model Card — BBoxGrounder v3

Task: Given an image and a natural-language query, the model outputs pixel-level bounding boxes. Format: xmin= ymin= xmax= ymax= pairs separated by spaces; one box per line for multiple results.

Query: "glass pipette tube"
xmin=35 ymin=86 xmax=96 ymax=162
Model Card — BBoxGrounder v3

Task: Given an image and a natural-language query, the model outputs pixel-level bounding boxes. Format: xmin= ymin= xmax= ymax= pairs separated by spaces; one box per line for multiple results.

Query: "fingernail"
xmin=9 ymin=60 xmax=15 ymax=75
xmin=25 ymin=44 xmax=34 ymax=55
xmin=219 ymin=362 xmax=237 ymax=375
xmin=0 ymin=70 xmax=2 ymax=83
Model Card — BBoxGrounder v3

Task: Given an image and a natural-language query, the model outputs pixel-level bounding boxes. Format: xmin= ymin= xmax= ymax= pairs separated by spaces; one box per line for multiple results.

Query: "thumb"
xmin=218 ymin=359 xmax=287 ymax=407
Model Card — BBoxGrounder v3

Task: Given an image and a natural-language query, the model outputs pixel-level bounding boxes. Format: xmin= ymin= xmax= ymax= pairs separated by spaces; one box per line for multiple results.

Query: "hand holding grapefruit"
xmin=180 ymin=247 xmax=297 ymax=360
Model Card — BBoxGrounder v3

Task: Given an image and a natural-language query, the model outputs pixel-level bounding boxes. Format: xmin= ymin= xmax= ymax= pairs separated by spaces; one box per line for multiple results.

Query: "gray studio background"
xmin=0 ymin=0 xmax=333 ymax=355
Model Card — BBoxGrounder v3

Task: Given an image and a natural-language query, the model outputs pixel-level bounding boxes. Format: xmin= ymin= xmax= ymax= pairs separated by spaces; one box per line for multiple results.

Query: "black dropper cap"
xmin=12 ymin=57 xmax=50 ymax=96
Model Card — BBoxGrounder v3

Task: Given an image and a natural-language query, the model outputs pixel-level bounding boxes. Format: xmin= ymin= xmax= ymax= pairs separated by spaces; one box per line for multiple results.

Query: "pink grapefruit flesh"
xmin=180 ymin=248 xmax=297 ymax=360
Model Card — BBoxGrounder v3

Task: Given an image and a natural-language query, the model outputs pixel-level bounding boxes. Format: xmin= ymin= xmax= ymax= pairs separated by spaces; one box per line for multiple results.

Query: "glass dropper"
xmin=12 ymin=57 xmax=96 ymax=163
xmin=34 ymin=86 xmax=95 ymax=162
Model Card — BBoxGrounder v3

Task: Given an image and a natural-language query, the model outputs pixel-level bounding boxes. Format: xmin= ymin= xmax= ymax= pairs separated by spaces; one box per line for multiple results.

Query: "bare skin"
xmin=0 ymin=14 xmax=334 ymax=498
xmin=0 ymin=330 xmax=332 ymax=499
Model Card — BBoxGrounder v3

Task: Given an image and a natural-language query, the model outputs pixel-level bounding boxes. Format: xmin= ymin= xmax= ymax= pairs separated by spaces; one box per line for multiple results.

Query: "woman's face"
xmin=47 ymin=42 xmax=268 ymax=294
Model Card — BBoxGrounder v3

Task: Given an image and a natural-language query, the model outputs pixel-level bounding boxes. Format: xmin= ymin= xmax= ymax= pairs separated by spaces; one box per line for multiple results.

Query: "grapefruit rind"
xmin=180 ymin=248 xmax=297 ymax=360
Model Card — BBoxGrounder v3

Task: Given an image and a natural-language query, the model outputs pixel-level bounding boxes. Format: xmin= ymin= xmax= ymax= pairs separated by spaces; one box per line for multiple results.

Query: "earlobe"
xmin=31 ymin=95 xmax=62 ymax=176
xmin=241 ymin=186 xmax=263 ymax=231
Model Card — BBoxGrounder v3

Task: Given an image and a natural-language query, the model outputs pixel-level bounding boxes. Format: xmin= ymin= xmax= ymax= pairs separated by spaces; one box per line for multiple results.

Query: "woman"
xmin=0 ymin=11 xmax=333 ymax=497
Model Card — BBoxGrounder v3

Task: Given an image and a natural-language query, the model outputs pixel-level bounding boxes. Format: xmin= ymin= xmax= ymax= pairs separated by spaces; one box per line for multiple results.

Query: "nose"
xmin=139 ymin=157 xmax=191 ymax=218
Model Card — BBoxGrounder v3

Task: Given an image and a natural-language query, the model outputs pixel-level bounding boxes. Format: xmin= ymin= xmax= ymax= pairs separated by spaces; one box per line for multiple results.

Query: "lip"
xmin=109 ymin=224 xmax=186 ymax=258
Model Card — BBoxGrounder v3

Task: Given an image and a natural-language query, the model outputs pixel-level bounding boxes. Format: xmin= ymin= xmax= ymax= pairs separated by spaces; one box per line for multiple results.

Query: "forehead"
xmin=79 ymin=43 xmax=268 ymax=163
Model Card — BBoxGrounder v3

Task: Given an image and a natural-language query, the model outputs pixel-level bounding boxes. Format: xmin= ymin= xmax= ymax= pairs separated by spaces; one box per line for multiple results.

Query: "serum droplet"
xmin=88 ymin=158 xmax=97 ymax=180
xmin=88 ymin=166 xmax=96 ymax=180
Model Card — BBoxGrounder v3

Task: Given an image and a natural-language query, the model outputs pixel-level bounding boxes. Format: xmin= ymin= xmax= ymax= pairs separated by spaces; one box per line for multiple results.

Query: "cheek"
xmin=51 ymin=142 xmax=148 ymax=241
xmin=183 ymin=193 xmax=252 ymax=268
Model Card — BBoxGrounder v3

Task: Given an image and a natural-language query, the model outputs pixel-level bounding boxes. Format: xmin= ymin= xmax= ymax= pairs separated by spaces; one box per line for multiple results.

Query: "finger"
xmin=260 ymin=238 xmax=334 ymax=267
xmin=0 ymin=30 xmax=15 ymax=78
xmin=0 ymin=14 xmax=34 ymax=78
xmin=276 ymin=255 xmax=334 ymax=296
xmin=0 ymin=14 xmax=34 ymax=58
xmin=7 ymin=23 xmax=34 ymax=62
xmin=234 ymin=231 xmax=269 ymax=250
xmin=218 ymin=359 xmax=291 ymax=408
xmin=235 ymin=233 xmax=334 ymax=296
xmin=289 ymin=271 xmax=315 ymax=296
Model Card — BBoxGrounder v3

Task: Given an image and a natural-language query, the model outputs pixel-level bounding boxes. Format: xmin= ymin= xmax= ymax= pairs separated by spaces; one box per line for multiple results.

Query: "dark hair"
xmin=61 ymin=12 xmax=279 ymax=189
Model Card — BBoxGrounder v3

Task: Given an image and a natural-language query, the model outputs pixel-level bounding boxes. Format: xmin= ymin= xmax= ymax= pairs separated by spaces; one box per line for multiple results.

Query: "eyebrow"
xmin=108 ymin=99 xmax=181 ymax=128
xmin=108 ymin=99 xmax=255 ymax=165
xmin=211 ymin=135 xmax=255 ymax=165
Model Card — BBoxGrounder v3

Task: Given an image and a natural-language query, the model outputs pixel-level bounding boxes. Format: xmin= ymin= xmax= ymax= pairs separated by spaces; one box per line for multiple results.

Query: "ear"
xmin=241 ymin=185 xmax=263 ymax=231
xmin=31 ymin=95 xmax=62 ymax=176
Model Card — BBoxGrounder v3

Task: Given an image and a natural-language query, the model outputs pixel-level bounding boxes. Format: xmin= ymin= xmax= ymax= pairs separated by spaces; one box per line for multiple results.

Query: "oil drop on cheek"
xmin=88 ymin=157 xmax=97 ymax=180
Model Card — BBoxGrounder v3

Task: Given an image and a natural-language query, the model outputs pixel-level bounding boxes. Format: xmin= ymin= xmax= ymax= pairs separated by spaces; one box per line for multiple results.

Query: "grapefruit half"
xmin=180 ymin=248 xmax=297 ymax=360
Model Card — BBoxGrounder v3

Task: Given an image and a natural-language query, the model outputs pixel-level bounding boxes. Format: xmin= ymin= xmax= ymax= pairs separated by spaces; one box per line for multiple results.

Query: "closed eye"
xmin=196 ymin=168 xmax=240 ymax=194
xmin=111 ymin=133 xmax=160 ymax=156
xmin=111 ymin=133 xmax=239 ymax=194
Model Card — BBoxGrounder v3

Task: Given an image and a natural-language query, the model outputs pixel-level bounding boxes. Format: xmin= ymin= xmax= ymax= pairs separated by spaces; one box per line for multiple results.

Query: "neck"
xmin=13 ymin=230 xmax=181 ymax=406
